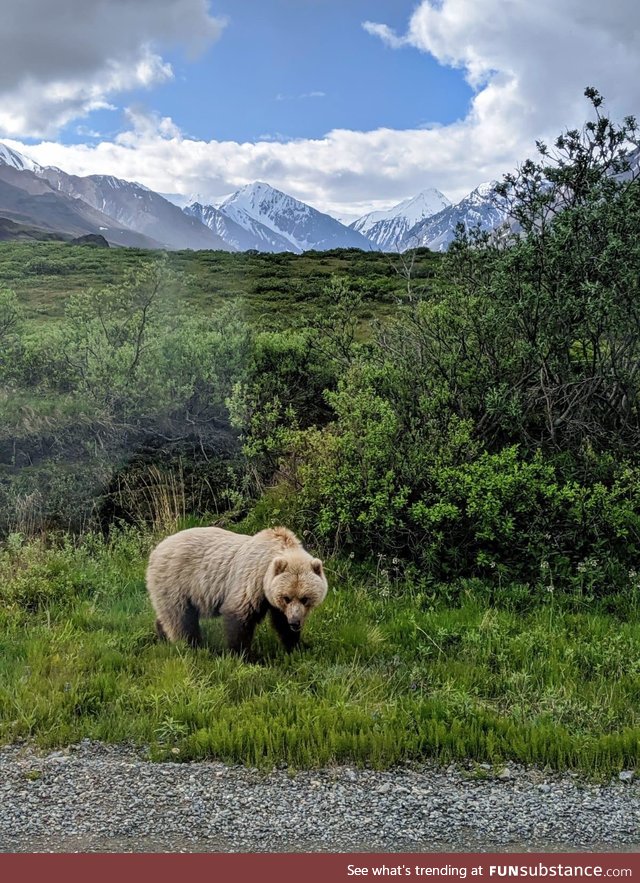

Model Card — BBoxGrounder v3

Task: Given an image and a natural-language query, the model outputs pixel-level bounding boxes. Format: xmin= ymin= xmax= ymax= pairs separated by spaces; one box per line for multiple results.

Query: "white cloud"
xmin=75 ymin=126 xmax=104 ymax=139
xmin=275 ymin=91 xmax=326 ymax=102
xmin=0 ymin=110 xmax=535 ymax=216
xmin=362 ymin=21 xmax=408 ymax=50
xmin=3 ymin=1 xmax=639 ymax=216
xmin=366 ymin=0 xmax=640 ymax=147
xmin=0 ymin=0 xmax=226 ymax=137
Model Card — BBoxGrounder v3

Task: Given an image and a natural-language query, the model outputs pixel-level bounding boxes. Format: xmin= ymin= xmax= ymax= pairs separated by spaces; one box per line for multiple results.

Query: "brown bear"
xmin=146 ymin=525 xmax=328 ymax=656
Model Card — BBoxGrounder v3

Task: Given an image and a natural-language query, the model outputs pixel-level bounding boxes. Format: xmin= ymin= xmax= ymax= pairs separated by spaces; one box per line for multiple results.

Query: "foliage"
xmin=276 ymin=360 xmax=640 ymax=590
xmin=0 ymin=245 xmax=419 ymax=533
xmin=0 ymin=287 xmax=23 ymax=380
xmin=234 ymin=92 xmax=640 ymax=595
xmin=435 ymin=88 xmax=640 ymax=452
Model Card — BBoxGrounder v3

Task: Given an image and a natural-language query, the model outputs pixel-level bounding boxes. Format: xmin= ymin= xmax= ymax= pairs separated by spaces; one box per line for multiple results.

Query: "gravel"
xmin=0 ymin=742 xmax=638 ymax=853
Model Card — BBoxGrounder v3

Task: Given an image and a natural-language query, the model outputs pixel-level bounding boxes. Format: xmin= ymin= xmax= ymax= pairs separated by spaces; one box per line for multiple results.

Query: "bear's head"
xmin=265 ymin=551 xmax=328 ymax=632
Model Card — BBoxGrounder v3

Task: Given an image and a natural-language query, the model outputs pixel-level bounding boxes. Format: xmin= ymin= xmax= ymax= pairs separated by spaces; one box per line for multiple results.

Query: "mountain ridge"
xmin=0 ymin=141 xmax=520 ymax=253
xmin=0 ymin=163 xmax=166 ymax=249
xmin=185 ymin=199 xmax=299 ymax=253
xmin=400 ymin=182 xmax=509 ymax=252
xmin=37 ymin=167 xmax=232 ymax=251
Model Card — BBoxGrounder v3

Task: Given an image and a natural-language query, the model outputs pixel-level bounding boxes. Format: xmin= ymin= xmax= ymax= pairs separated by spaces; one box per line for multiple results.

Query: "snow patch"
xmin=0 ymin=142 xmax=41 ymax=172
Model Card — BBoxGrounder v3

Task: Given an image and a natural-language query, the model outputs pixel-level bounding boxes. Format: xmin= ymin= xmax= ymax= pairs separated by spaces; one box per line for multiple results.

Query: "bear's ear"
xmin=273 ymin=557 xmax=288 ymax=576
xmin=311 ymin=558 xmax=324 ymax=577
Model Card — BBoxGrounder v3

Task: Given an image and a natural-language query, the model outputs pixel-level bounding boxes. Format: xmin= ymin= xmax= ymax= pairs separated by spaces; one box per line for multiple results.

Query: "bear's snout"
xmin=286 ymin=600 xmax=306 ymax=630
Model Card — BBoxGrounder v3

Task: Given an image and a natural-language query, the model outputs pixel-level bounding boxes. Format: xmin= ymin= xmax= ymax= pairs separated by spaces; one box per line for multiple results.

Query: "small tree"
xmin=413 ymin=89 xmax=640 ymax=452
xmin=61 ymin=260 xmax=172 ymax=414
xmin=496 ymin=87 xmax=638 ymax=233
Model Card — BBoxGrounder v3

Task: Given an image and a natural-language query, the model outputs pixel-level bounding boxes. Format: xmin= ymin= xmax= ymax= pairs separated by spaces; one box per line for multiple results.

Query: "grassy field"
xmin=0 ymin=241 xmax=439 ymax=328
xmin=0 ymin=524 xmax=638 ymax=776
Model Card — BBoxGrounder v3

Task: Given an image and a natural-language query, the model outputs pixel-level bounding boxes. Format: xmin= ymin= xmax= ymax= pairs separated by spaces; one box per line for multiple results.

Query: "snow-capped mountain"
xmin=185 ymin=201 xmax=294 ymax=253
xmin=0 ymin=146 xmax=164 ymax=248
xmin=350 ymin=189 xmax=451 ymax=251
xmin=0 ymin=143 xmax=42 ymax=173
xmin=38 ymin=168 xmax=231 ymax=251
xmin=401 ymin=182 xmax=510 ymax=252
xmin=0 ymin=142 xmax=575 ymax=254
xmin=0 ymin=143 xmax=231 ymax=250
xmin=215 ymin=182 xmax=372 ymax=253
xmin=614 ymin=146 xmax=640 ymax=184
xmin=161 ymin=191 xmax=225 ymax=210
xmin=0 ymin=142 xmax=511 ymax=254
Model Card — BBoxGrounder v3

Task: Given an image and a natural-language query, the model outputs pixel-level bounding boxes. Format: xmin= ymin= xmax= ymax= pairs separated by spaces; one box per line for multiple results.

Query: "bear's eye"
xmin=300 ymin=596 xmax=309 ymax=605
xmin=283 ymin=595 xmax=292 ymax=604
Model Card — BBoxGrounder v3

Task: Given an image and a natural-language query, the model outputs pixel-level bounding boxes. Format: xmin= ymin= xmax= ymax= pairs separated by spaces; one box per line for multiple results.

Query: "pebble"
xmin=0 ymin=743 xmax=637 ymax=853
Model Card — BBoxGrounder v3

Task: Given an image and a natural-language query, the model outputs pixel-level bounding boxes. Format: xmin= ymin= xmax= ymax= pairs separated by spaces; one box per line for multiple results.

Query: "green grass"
xmin=0 ymin=527 xmax=638 ymax=776
xmin=0 ymin=241 xmax=440 ymax=328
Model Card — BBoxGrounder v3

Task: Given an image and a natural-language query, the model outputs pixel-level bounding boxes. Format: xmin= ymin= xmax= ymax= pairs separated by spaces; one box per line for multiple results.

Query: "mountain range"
xmin=350 ymin=188 xmax=452 ymax=250
xmin=400 ymin=182 xmax=511 ymax=251
xmin=0 ymin=141 xmax=511 ymax=253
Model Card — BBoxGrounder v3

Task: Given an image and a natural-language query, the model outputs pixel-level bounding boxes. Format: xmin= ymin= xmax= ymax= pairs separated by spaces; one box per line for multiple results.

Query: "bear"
xmin=146 ymin=525 xmax=328 ymax=656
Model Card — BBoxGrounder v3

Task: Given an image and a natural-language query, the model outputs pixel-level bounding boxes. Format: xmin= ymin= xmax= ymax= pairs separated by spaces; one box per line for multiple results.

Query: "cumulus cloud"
xmin=366 ymin=0 xmax=640 ymax=147
xmin=0 ymin=109 xmax=542 ymax=216
xmin=0 ymin=0 xmax=226 ymax=137
xmin=3 ymin=0 xmax=640 ymax=216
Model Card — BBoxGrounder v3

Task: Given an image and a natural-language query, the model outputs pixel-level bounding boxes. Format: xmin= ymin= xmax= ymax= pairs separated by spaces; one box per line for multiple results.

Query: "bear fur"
xmin=146 ymin=525 xmax=328 ymax=655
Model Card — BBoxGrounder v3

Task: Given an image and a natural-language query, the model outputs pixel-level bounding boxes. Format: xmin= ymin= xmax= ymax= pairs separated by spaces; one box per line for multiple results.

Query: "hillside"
xmin=0 ymin=217 xmax=68 ymax=242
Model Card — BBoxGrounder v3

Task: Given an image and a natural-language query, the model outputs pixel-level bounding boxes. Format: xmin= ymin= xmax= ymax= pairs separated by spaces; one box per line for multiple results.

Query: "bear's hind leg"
xmin=155 ymin=618 xmax=168 ymax=642
xmin=224 ymin=614 xmax=258 ymax=657
xmin=160 ymin=600 xmax=203 ymax=648
xmin=180 ymin=600 xmax=203 ymax=648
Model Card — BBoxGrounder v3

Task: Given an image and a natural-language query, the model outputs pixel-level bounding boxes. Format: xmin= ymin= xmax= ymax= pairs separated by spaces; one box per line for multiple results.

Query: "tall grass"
xmin=12 ymin=490 xmax=45 ymax=538
xmin=0 ymin=529 xmax=638 ymax=776
xmin=111 ymin=464 xmax=187 ymax=532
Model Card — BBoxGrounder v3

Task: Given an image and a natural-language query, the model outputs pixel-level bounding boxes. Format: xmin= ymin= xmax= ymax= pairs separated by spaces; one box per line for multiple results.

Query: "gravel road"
xmin=0 ymin=742 xmax=637 ymax=853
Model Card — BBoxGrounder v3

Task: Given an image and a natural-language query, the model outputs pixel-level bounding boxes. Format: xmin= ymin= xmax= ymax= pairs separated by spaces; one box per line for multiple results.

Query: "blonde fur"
xmin=146 ymin=526 xmax=328 ymax=654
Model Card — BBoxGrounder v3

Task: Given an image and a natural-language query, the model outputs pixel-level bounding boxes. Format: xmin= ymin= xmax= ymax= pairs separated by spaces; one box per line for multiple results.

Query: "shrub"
xmin=273 ymin=361 xmax=640 ymax=593
xmin=0 ymin=535 xmax=89 ymax=611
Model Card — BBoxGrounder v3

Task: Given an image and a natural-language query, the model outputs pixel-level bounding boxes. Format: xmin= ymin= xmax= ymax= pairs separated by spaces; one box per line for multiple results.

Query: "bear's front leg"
xmin=269 ymin=607 xmax=302 ymax=653
xmin=223 ymin=613 xmax=258 ymax=657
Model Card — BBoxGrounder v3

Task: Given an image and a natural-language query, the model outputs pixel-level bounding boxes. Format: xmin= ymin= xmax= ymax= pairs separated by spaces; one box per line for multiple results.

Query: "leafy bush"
xmin=242 ymin=92 xmax=640 ymax=594
xmin=280 ymin=408 xmax=640 ymax=592
xmin=0 ymin=535 xmax=90 ymax=611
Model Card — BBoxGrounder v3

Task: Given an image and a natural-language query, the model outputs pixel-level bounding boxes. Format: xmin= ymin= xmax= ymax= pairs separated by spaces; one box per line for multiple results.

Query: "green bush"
xmin=0 ymin=535 xmax=90 ymax=611
xmin=272 ymin=360 xmax=640 ymax=592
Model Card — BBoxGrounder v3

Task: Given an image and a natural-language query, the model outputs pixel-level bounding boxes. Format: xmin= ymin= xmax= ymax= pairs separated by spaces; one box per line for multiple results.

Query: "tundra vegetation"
xmin=0 ymin=92 xmax=638 ymax=775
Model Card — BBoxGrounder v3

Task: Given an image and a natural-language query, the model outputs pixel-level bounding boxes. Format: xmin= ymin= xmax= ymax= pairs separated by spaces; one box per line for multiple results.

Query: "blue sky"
xmin=62 ymin=0 xmax=472 ymax=146
xmin=2 ymin=0 xmax=639 ymax=217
